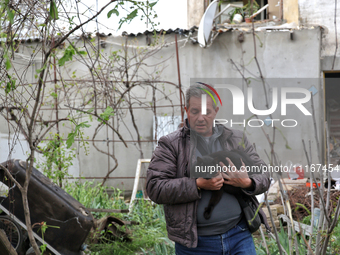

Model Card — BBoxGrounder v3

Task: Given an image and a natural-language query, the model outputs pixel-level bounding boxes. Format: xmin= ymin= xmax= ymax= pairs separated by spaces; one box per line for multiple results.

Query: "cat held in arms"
xmin=196 ymin=150 xmax=261 ymax=220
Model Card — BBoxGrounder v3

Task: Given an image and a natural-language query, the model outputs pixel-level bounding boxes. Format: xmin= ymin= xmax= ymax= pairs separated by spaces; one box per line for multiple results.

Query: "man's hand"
xmin=196 ymin=173 xmax=224 ymax=190
xmin=219 ymin=157 xmax=253 ymax=189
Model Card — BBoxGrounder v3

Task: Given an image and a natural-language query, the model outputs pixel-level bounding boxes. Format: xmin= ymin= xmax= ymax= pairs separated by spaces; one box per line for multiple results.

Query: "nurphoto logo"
xmin=198 ymin=82 xmax=313 ymax=128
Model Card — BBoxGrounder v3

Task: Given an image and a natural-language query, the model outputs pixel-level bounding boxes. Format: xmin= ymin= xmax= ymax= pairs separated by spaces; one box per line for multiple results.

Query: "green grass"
xmin=65 ymin=181 xmax=175 ymax=255
xmin=64 ymin=181 xmax=340 ymax=254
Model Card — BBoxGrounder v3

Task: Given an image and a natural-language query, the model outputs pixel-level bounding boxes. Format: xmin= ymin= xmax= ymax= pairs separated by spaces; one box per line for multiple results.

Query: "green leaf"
xmin=149 ymin=2 xmax=157 ymax=8
xmin=5 ymin=81 xmax=13 ymax=94
xmin=98 ymin=106 xmax=114 ymax=122
xmin=107 ymin=9 xmax=119 ymax=18
xmin=86 ymin=108 xmax=94 ymax=113
xmin=285 ymin=144 xmax=292 ymax=150
xmin=66 ymin=121 xmax=90 ymax=148
xmin=127 ymin=9 xmax=138 ymax=20
xmin=78 ymin=121 xmax=91 ymax=129
xmin=36 ymin=64 xmax=47 ymax=74
xmin=58 ymin=46 xmax=75 ymax=66
xmin=78 ymin=50 xmax=87 ymax=55
xmin=50 ymin=92 xmax=58 ymax=99
xmin=66 ymin=132 xmax=76 ymax=148
xmin=5 ymin=58 xmax=11 ymax=70
xmin=58 ymin=46 xmax=85 ymax=66
xmin=4 ymin=75 xmax=15 ymax=93
xmin=295 ymin=202 xmax=311 ymax=215
xmin=8 ymin=9 xmax=14 ymax=24
xmin=49 ymin=0 xmax=59 ymax=20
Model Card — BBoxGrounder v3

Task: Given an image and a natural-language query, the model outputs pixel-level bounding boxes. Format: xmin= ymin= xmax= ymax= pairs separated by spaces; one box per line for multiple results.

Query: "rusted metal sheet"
xmin=0 ymin=159 xmax=94 ymax=255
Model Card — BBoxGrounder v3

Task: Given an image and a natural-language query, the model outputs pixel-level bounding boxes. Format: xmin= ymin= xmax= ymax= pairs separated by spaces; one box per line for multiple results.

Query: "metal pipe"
xmin=41 ymin=138 xmax=157 ymax=142
xmin=65 ymin=176 xmax=146 ymax=179
xmin=38 ymin=105 xmax=182 ymax=110
xmin=175 ymin=34 xmax=184 ymax=124
xmin=213 ymin=4 xmax=242 ymax=20
xmin=249 ymin=4 xmax=269 ymax=19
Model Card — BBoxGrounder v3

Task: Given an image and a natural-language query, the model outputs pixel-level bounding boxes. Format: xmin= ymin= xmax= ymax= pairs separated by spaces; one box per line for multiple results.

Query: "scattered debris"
xmin=90 ymin=216 xmax=132 ymax=244
xmin=330 ymin=136 xmax=340 ymax=158
xmin=274 ymin=185 xmax=340 ymax=221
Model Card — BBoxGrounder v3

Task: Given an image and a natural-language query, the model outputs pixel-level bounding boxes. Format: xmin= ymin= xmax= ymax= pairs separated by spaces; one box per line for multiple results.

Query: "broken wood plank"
xmin=279 ymin=214 xmax=313 ymax=236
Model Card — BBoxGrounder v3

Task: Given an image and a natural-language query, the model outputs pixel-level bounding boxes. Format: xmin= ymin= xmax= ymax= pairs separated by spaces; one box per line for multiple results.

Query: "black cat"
xmin=196 ymin=150 xmax=261 ymax=220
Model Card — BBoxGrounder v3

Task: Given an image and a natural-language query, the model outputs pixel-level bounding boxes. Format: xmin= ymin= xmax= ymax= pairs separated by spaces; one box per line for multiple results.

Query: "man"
xmin=146 ymin=84 xmax=270 ymax=254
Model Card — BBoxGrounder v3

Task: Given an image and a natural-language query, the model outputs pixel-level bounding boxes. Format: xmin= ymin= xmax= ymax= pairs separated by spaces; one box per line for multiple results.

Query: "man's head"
xmin=185 ymin=84 xmax=219 ymax=137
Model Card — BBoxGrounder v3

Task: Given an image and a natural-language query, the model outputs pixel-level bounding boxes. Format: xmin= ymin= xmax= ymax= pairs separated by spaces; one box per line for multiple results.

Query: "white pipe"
xmin=214 ymin=4 xmax=242 ymax=20
xmin=250 ymin=4 xmax=269 ymax=19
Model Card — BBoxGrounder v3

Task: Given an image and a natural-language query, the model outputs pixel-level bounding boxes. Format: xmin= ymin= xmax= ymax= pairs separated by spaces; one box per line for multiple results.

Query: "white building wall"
xmin=0 ymin=27 xmax=323 ymax=190
xmin=299 ymin=0 xmax=340 ymax=59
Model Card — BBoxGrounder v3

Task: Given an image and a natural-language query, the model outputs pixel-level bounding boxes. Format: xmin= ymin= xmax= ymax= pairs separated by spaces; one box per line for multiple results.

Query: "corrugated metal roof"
xmin=1 ymin=37 xmax=44 ymax=43
xmin=4 ymin=27 xmax=198 ymax=43
xmin=121 ymin=26 xmax=198 ymax=37
xmin=5 ymin=22 xmax=317 ymax=44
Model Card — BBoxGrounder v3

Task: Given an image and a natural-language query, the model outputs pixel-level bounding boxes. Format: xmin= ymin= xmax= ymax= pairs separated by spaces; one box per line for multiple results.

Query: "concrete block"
xmin=268 ymin=187 xmax=278 ymax=195
xmin=271 ymin=181 xmax=279 ymax=189
xmin=267 ymin=195 xmax=278 ymax=202
xmin=268 ymin=220 xmax=281 ymax=229
xmin=262 ymin=207 xmax=277 ymax=218
xmin=271 ymin=204 xmax=285 ymax=215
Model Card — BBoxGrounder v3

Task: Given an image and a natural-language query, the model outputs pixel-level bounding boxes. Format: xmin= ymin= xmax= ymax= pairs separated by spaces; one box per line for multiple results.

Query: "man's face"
xmin=185 ymin=96 xmax=219 ymax=137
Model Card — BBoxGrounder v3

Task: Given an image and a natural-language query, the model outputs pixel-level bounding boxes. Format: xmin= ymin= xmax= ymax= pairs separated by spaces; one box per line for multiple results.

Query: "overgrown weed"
xmin=65 ymin=181 xmax=174 ymax=254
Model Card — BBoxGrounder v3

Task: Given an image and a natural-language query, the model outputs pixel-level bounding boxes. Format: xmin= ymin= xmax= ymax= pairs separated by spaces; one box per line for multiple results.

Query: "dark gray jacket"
xmin=146 ymin=122 xmax=271 ymax=248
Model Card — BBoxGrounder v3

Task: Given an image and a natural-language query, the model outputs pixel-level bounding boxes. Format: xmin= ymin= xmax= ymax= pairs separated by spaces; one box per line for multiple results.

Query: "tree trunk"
xmin=21 ymin=189 xmax=40 ymax=255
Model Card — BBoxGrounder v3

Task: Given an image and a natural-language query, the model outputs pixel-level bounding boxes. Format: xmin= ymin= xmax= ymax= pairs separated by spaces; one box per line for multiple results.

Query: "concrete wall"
xmin=283 ymin=0 xmax=299 ymax=24
xmin=115 ymin=28 xmax=323 ymax=185
xmin=299 ymin=0 xmax=340 ymax=60
xmin=148 ymin=28 xmax=322 ymax=171
xmin=0 ymin=27 xmax=323 ymax=191
xmin=186 ymin=0 xmax=340 ymax=69
xmin=187 ymin=0 xmax=205 ymax=28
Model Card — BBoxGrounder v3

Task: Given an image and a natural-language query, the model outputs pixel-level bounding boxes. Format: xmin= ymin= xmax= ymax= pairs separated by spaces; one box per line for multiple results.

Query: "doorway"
xmin=324 ymin=72 xmax=340 ymax=166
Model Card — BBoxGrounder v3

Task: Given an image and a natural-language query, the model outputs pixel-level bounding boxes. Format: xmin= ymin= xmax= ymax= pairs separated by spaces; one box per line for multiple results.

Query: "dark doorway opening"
xmin=325 ymin=72 xmax=340 ymax=165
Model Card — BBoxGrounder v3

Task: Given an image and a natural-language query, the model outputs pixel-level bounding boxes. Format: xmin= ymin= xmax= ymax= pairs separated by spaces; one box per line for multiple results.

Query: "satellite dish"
xmin=198 ymin=0 xmax=219 ymax=47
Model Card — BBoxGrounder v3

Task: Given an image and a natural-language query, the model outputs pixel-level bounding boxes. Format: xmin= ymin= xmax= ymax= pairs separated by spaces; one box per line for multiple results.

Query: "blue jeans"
xmin=175 ymin=218 xmax=256 ymax=255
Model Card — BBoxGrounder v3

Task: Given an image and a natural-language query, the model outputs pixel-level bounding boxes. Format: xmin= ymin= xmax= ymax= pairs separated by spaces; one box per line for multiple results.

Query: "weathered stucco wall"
xmin=0 ymin=27 xmax=323 ymax=191
xmin=283 ymin=0 xmax=299 ymax=24
xmin=94 ymin=28 xmax=323 ymax=189
xmin=144 ymin=28 xmax=323 ymax=173
xmin=187 ymin=0 xmax=204 ymax=28
xmin=299 ymin=0 xmax=340 ymax=62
